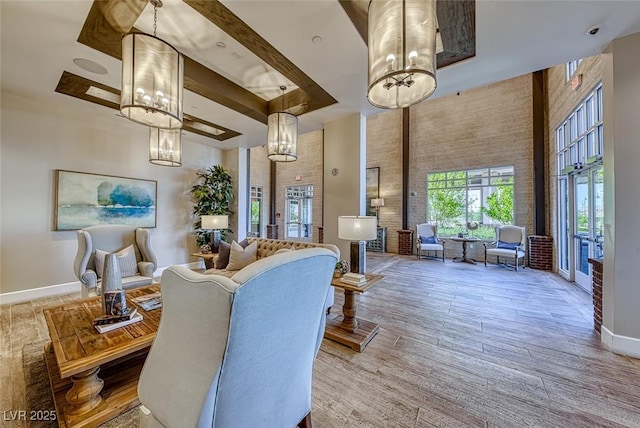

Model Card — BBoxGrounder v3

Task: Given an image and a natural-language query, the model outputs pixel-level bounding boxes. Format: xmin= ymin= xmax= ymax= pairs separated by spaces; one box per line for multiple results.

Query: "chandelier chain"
xmin=153 ymin=4 xmax=158 ymax=37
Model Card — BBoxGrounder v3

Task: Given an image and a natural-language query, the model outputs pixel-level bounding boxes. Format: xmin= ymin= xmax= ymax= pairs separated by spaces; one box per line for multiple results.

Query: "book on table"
xmin=94 ymin=313 xmax=143 ymax=333
xmin=340 ymin=273 xmax=367 ymax=286
xmin=130 ymin=292 xmax=162 ymax=311
xmin=92 ymin=307 xmax=138 ymax=326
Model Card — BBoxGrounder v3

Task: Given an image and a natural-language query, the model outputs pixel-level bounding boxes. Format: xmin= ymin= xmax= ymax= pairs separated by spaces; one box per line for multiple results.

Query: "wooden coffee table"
xmin=324 ymin=273 xmax=384 ymax=352
xmin=43 ymin=285 xmax=161 ymax=428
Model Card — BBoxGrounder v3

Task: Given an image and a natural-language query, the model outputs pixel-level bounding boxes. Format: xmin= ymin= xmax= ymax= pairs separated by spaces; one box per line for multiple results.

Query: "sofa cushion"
xmin=275 ymin=248 xmax=295 ymax=255
xmin=216 ymin=242 xmax=232 ymax=269
xmin=95 ymin=245 xmax=138 ymax=278
xmin=497 ymin=240 xmax=519 ymax=250
xmin=227 ymin=241 xmax=258 ymax=271
xmin=420 ymin=235 xmax=437 ymax=244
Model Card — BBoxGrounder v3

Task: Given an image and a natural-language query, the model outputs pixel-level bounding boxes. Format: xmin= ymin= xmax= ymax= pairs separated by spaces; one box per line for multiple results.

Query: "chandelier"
xmin=120 ymin=0 xmax=184 ymax=129
xmin=267 ymin=86 xmax=298 ymax=162
xmin=149 ymin=127 xmax=182 ymax=167
xmin=367 ymin=0 xmax=437 ymax=109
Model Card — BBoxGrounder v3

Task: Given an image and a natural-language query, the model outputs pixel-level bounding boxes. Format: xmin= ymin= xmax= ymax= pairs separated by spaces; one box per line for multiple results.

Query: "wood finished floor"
xmin=3 ymin=253 xmax=640 ymax=427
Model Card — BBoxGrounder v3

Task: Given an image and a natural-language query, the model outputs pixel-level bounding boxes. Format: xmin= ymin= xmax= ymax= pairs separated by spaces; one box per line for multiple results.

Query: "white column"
xmin=602 ymin=31 xmax=640 ymax=357
xmin=323 ymin=114 xmax=367 ymax=266
xmin=222 ymin=148 xmax=249 ymax=243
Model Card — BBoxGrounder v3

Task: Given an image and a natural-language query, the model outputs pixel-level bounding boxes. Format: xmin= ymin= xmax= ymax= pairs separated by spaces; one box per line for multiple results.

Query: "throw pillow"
xmin=497 ymin=241 xmax=519 ymax=250
xmin=420 ymin=235 xmax=437 ymax=244
xmin=215 ymin=241 xmax=232 ymax=269
xmin=275 ymin=248 xmax=293 ymax=255
xmin=94 ymin=245 xmax=138 ymax=278
xmin=226 ymin=241 xmax=258 ymax=271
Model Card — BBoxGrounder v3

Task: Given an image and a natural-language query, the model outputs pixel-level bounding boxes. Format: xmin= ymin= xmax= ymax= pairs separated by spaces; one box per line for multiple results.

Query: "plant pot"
xmin=333 ymin=271 xmax=341 ymax=278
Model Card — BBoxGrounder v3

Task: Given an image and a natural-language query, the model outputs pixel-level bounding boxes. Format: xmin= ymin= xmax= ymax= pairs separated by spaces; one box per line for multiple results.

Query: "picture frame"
xmin=54 ymin=170 xmax=157 ymax=230
xmin=366 ymin=167 xmax=380 ymax=218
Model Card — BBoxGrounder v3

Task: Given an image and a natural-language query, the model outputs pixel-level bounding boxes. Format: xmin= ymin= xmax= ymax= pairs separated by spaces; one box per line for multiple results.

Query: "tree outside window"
xmin=427 ymin=167 xmax=514 ymax=239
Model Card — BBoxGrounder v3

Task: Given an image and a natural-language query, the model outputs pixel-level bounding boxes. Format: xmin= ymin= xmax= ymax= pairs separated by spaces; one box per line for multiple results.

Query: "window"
xmin=566 ymin=58 xmax=583 ymax=81
xmin=250 ymin=186 xmax=262 ymax=237
xmin=556 ymin=83 xmax=603 ymax=173
xmin=426 ymin=166 xmax=514 ymax=239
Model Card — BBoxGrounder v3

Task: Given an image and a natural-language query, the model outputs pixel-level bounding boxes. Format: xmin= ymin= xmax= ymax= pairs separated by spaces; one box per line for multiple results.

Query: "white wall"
xmin=602 ymin=32 xmax=640 ymax=354
xmin=0 ymin=93 xmax=221 ymax=295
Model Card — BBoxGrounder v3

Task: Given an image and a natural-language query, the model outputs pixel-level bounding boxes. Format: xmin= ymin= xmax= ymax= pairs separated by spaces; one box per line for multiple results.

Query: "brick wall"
xmin=408 ymin=73 xmax=535 ymax=261
xmin=367 ymin=110 xmax=403 ymax=253
xmin=589 ymin=258 xmax=603 ymax=332
xmin=528 ymin=235 xmax=553 ymax=270
xmin=274 ymin=130 xmax=324 ymax=242
xmin=398 ymin=230 xmax=414 ymax=255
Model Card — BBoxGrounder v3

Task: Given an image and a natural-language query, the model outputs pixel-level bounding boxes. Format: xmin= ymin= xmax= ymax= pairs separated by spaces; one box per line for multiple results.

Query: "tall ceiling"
xmin=2 ymin=0 xmax=640 ymax=150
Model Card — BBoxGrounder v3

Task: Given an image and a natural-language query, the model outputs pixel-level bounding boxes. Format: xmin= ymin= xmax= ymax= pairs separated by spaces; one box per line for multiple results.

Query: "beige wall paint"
xmin=324 ymin=114 xmax=366 ymax=262
xmin=602 ymin=32 xmax=640 ymax=345
xmin=0 ymin=94 xmax=222 ymax=294
xmin=222 ymin=148 xmax=249 ymax=242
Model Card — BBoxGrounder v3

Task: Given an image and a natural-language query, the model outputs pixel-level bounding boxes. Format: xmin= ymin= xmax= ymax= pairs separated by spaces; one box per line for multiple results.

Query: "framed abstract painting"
xmin=54 ymin=170 xmax=157 ymax=230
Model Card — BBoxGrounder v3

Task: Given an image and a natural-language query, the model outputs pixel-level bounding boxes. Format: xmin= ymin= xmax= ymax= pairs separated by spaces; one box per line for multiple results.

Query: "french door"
xmin=285 ymin=185 xmax=313 ymax=241
xmin=572 ymin=165 xmax=604 ymax=291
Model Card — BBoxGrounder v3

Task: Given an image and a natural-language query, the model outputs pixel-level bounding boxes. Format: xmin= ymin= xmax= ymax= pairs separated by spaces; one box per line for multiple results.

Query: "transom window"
xmin=566 ymin=59 xmax=583 ymax=81
xmin=427 ymin=166 xmax=514 ymax=239
xmin=556 ymin=83 xmax=603 ymax=172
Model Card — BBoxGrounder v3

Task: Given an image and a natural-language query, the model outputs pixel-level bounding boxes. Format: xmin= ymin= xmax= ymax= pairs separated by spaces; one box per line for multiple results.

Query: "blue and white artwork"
xmin=55 ymin=170 xmax=157 ymax=230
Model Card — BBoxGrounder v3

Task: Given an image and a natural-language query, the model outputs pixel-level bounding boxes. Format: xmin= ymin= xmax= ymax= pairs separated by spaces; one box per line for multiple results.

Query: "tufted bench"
xmin=203 ymin=238 xmax=340 ymax=312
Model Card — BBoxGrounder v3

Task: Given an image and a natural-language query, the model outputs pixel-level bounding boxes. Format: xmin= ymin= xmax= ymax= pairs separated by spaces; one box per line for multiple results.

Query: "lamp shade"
xmin=367 ymin=0 xmax=437 ymax=109
xmin=267 ymin=111 xmax=298 ymax=162
xmin=338 ymin=216 xmax=377 ymax=241
xmin=201 ymin=215 xmax=229 ymax=230
xmin=149 ymin=127 xmax=181 ymax=167
xmin=121 ymin=32 xmax=184 ymax=129
xmin=371 ymin=198 xmax=385 ymax=208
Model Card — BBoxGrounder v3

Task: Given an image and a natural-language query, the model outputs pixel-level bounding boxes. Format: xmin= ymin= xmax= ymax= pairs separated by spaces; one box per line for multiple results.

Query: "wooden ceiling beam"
xmin=55 ymin=71 xmax=241 ymax=141
xmin=338 ymin=0 xmax=476 ymax=69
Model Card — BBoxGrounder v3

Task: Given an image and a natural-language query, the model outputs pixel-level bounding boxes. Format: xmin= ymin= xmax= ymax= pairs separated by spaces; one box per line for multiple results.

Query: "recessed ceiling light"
xmin=312 ymin=36 xmax=323 ymax=44
xmin=216 ymin=41 xmax=227 ymax=49
xmin=73 ymin=58 xmax=108 ymax=75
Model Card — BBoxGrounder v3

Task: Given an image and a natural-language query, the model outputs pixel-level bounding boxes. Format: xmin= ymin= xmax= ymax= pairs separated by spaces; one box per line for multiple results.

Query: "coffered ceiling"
xmin=3 ymin=1 xmax=640 ymax=150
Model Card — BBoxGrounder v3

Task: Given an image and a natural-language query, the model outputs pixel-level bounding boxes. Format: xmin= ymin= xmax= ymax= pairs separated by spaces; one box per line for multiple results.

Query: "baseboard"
xmin=0 ymin=281 xmax=82 ymax=305
xmin=601 ymin=325 xmax=640 ymax=358
xmin=0 ymin=262 xmax=203 ymax=305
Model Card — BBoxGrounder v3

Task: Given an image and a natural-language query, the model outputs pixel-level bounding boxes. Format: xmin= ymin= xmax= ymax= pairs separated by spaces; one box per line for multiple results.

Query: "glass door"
xmin=285 ymin=185 xmax=313 ymax=241
xmin=572 ymin=164 xmax=604 ymax=292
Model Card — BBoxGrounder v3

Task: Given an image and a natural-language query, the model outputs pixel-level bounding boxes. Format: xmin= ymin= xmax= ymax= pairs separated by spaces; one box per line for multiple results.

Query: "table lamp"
xmin=201 ymin=215 xmax=229 ymax=253
xmin=338 ymin=216 xmax=377 ymax=274
xmin=371 ymin=198 xmax=385 ymax=226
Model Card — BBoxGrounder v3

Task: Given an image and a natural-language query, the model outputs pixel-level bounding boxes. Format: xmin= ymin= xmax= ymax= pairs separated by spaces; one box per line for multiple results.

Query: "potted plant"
xmin=334 ymin=259 xmax=349 ymax=278
xmin=190 ymin=165 xmax=234 ymax=248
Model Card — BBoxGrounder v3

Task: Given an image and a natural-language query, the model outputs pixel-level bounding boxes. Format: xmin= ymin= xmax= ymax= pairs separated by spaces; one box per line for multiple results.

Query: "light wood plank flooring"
xmin=3 ymin=253 xmax=640 ymax=427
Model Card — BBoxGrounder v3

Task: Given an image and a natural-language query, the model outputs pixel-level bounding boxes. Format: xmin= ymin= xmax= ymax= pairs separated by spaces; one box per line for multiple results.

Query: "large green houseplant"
xmin=191 ymin=165 xmax=234 ymax=247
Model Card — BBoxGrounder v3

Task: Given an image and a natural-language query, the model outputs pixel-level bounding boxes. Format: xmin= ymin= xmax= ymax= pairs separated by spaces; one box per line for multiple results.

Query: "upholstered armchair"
xmin=416 ymin=223 xmax=445 ymax=261
xmin=483 ymin=225 xmax=526 ymax=271
xmin=137 ymin=248 xmax=337 ymax=428
xmin=74 ymin=225 xmax=157 ymax=297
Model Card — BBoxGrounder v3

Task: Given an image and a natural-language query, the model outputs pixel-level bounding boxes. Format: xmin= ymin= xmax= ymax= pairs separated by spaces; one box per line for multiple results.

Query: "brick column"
xmin=589 ymin=258 xmax=603 ymax=333
xmin=527 ymin=235 xmax=553 ymax=270
xmin=397 ymin=230 xmax=414 ymax=255
xmin=317 ymin=226 xmax=324 ymax=243
xmin=266 ymin=224 xmax=279 ymax=239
